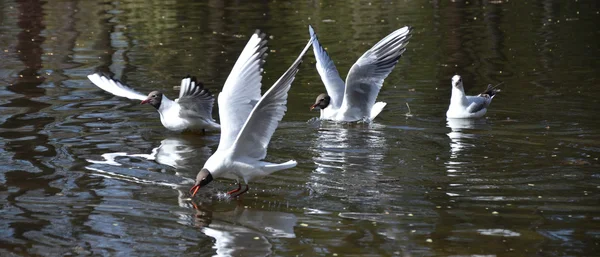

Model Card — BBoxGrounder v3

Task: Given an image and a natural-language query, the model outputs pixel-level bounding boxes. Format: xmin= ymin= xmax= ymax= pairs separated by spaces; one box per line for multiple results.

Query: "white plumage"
xmin=308 ymin=25 xmax=412 ymax=122
xmin=446 ymin=75 xmax=500 ymax=119
xmin=190 ymin=30 xmax=314 ymax=197
xmin=87 ymin=74 xmax=220 ymax=132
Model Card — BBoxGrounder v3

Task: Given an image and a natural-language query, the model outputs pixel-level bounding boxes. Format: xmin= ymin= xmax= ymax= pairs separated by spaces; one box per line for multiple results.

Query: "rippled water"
xmin=1 ymin=0 xmax=599 ymax=256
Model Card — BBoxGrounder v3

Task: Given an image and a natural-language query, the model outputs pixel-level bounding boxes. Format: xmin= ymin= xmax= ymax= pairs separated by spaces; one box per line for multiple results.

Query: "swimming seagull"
xmin=190 ymin=30 xmax=314 ymax=198
xmin=87 ymin=74 xmax=220 ymax=133
xmin=308 ymin=25 xmax=412 ymax=122
xmin=446 ymin=75 xmax=501 ymax=119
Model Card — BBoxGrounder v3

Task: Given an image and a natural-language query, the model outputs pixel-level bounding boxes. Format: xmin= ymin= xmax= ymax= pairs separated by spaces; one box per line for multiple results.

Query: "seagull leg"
xmin=227 ymin=183 xmax=242 ymax=195
xmin=230 ymin=185 xmax=249 ymax=198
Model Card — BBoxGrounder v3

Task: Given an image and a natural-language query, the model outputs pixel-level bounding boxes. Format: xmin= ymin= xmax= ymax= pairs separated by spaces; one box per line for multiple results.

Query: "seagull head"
xmin=141 ymin=91 xmax=163 ymax=109
xmin=310 ymin=93 xmax=331 ymax=111
xmin=190 ymin=168 xmax=213 ymax=197
xmin=451 ymin=75 xmax=463 ymax=90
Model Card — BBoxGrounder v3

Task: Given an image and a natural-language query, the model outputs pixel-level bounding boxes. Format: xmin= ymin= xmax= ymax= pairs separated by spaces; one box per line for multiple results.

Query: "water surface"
xmin=1 ymin=0 xmax=599 ymax=256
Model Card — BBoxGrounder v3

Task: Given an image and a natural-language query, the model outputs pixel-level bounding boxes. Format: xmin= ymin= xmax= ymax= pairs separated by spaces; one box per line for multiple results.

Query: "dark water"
xmin=1 ymin=0 xmax=599 ymax=256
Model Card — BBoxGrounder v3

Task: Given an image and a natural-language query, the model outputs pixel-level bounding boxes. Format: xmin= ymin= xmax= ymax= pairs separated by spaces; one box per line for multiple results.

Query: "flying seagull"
xmin=87 ymin=74 xmax=220 ymax=132
xmin=308 ymin=25 xmax=412 ymax=122
xmin=190 ymin=30 xmax=314 ymax=198
xmin=446 ymin=75 xmax=501 ymax=119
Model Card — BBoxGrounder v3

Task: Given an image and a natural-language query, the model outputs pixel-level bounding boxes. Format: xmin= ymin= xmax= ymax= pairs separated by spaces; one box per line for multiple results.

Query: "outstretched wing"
xmin=87 ymin=73 xmax=147 ymax=101
xmin=342 ymin=26 xmax=412 ymax=118
xmin=176 ymin=76 xmax=215 ymax=120
xmin=309 ymin=25 xmax=345 ymax=109
xmin=231 ymin=38 xmax=313 ymax=160
xmin=216 ymin=30 xmax=268 ymax=153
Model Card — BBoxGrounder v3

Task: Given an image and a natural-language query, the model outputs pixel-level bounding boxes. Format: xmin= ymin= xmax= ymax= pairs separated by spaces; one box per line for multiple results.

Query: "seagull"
xmin=446 ymin=75 xmax=501 ymax=119
xmin=87 ymin=74 xmax=220 ymax=133
xmin=308 ymin=25 xmax=412 ymax=122
xmin=190 ymin=30 xmax=314 ymax=198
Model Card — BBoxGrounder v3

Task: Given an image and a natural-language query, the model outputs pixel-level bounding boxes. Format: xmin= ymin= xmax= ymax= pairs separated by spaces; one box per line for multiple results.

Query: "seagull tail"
xmin=262 ymin=160 xmax=297 ymax=175
xmin=482 ymin=83 xmax=503 ymax=99
xmin=369 ymin=102 xmax=387 ymax=120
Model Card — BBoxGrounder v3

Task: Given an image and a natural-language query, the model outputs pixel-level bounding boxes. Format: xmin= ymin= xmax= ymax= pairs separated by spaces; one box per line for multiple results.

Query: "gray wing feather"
xmin=465 ymin=95 xmax=491 ymax=113
xmin=466 ymin=84 xmax=500 ymax=113
xmin=343 ymin=26 xmax=412 ymax=117
xmin=176 ymin=76 xmax=215 ymax=120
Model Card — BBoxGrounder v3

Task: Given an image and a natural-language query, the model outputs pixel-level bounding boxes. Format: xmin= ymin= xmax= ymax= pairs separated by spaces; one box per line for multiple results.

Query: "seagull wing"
xmin=231 ymin=38 xmax=313 ymax=160
xmin=216 ymin=30 xmax=268 ymax=153
xmin=309 ymin=25 xmax=345 ymax=108
xmin=466 ymin=95 xmax=492 ymax=114
xmin=87 ymin=73 xmax=147 ymax=101
xmin=176 ymin=76 xmax=216 ymax=120
xmin=342 ymin=26 xmax=412 ymax=118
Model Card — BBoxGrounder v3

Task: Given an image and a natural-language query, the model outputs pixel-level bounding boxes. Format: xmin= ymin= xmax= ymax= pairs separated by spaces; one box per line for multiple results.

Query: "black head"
xmin=141 ymin=91 xmax=163 ymax=109
xmin=190 ymin=168 xmax=213 ymax=197
xmin=310 ymin=93 xmax=331 ymax=110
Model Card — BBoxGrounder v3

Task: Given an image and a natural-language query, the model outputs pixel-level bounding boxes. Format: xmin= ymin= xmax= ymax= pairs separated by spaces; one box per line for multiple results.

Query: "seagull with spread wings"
xmin=190 ymin=30 xmax=313 ymax=198
xmin=308 ymin=25 xmax=412 ymax=122
xmin=87 ymin=74 xmax=220 ymax=133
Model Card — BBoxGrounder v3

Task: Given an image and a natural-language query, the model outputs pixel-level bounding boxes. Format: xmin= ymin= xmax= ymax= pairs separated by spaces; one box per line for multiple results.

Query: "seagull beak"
xmin=140 ymin=99 xmax=150 ymax=105
xmin=310 ymin=103 xmax=318 ymax=111
xmin=190 ymin=185 xmax=201 ymax=197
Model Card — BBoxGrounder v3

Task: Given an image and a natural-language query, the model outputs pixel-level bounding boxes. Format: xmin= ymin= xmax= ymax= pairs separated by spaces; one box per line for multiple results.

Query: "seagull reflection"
xmin=313 ymin=124 xmax=351 ymax=174
xmin=445 ymin=118 xmax=493 ymax=178
xmin=87 ymin=135 xmax=213 ymax=171
xmin=150 ymin=136 xmax=213 ymax=170
xmin=85 ymin=135 xmax=213 ymax=193
xmin=446 ymin=118 xmax=490 ymax=159
xmin=310 ymin=122 xmax=388 ymax=196
xmin=184 ymin=201 xmax=297 ymax=257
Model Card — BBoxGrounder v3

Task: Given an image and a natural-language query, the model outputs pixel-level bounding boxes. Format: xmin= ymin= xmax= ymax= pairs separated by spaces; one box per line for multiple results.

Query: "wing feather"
xmin=176 ymin=76 xmax=216 ymax=120
xmin=342 ymin=26 xmax=412 ymax=119
xmin=309 ymin=25 xmax=345 ymax=109
xmin=231 ymin=38 xmax=313 ymax=160
xmin=87 ymin=73 xmax=147 ymax=101
xmin=216 ymin=31 xmax=268 ymax=153
xmin=466 ymin=84 xmax=500 ymax=113
xmin=466 ymin=95 xmax=491 ymax=114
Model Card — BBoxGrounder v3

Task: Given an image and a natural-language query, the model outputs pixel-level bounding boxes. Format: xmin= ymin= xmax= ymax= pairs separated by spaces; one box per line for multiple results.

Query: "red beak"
xmin=310 ymin=104 xmax=318 ymax=110
xmin=140 ymin=99 xmax=149 ymax=105
xmin=190 ymin=185 xmax=200 ymax=197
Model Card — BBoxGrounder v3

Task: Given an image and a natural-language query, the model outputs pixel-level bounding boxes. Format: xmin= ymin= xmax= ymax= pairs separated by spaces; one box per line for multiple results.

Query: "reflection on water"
xmin=153 ymin=137 xmax=212 ymax=170
xmin=1 ymin=0 xmax=599 ymax=256
xmin=192 ymin=203 xmax=297 ymax=257
xmin=84 ymin=134 xmax=299 ymax=256
xmin=311 ymin=122 xmax=388 ymax=196
xmin=446 ymin=118 xmax=490 ymax=160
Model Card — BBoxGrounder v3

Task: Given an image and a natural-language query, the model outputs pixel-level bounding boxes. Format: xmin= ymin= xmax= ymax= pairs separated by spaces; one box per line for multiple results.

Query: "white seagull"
xmin=87 ymin=74 xmax=220 ymax=133
xmin=190 ymin=30 xmax=313 ymax=198
xmin=308 ymin=25 xmax=412 ymax=122
xmin=446 ymin=75 xmax=501 ymax=119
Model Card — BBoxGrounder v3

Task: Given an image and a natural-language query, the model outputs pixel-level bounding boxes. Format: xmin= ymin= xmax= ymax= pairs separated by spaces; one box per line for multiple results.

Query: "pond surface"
xmin=1 ymin=0 xmax=599 ymax=256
